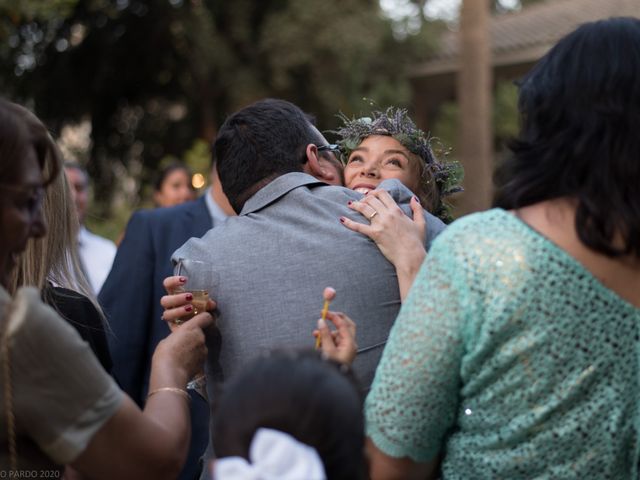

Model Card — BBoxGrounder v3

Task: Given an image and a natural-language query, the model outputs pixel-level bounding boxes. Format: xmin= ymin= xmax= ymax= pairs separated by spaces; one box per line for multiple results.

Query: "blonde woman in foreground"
xmin=0 ymin=98 xmax=213 ymax=479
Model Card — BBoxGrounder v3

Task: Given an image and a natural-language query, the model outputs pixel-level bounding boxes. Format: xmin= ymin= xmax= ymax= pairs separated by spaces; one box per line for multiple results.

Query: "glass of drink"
xmin=173 ymin=258 xmax=219 ymax=398
xmin=173 ymin=258 xmax=218 ymax=323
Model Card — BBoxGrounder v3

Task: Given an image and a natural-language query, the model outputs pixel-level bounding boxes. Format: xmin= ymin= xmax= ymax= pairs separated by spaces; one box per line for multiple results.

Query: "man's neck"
xmin=233 ymin=174 xmax=278 ymax=213
xmin=210 ymin=181 xmax=235 ymax=216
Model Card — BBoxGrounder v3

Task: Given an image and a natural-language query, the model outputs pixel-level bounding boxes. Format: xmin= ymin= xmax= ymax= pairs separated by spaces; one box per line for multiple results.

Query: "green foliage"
xmin=182 ymin=139 xmax=211 ymax=178
xmin=0 ymin=0 xmax=77 ymax=18
xmin=493 ymin=80 xmax=519 ymax=145
xmin=85 ymin=201 xmax=129 ymax=242
xmin=0 ymin=0 xmax=444 ymax=225
xmin=431 ymin=102 xmax=459 ymax=155
xmin=431 ymin=79 xmax=520 ymax=157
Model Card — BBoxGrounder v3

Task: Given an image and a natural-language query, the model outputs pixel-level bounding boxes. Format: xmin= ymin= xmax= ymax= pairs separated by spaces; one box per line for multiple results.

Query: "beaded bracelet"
xmin=147 ymin=387 xmax=190 ymax=402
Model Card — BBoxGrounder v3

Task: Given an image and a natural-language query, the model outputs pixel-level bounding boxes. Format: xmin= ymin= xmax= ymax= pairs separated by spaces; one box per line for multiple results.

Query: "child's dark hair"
xmin=212 ymin=350 xmax=367 ymax=479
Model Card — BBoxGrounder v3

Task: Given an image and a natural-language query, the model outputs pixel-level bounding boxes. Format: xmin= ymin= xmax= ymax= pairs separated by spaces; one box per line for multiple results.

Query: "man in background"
xmin=65 ymin=163 xmax=116 ymax=295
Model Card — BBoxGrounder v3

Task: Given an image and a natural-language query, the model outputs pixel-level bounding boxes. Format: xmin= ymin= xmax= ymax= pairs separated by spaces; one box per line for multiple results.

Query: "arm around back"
xmin=342 ymin=189 xmax=433 ymax=300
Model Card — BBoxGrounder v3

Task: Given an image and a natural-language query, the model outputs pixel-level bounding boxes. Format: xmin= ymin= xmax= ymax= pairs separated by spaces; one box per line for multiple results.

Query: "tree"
xmin=0 ymin=0 xmax=441 ymax=226
xmin=457 ymin=0 xmax=493 ymax=213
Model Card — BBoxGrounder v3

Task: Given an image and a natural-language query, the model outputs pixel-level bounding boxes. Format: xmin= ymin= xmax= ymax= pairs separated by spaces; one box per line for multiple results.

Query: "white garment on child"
xmin=212 ymin=428 xmax=326 ymax=480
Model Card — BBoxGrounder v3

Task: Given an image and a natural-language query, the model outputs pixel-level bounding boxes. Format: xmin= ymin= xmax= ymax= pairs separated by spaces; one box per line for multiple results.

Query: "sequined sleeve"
xmin=365 ymin=209 xmax=640 ymax=477
xmin=365 ymin=233 xmax=471 ymax=462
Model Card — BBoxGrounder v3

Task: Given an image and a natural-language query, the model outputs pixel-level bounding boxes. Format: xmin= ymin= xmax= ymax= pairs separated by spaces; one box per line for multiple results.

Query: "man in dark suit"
xmin=99 ymin=168 xmax=233 ymax=480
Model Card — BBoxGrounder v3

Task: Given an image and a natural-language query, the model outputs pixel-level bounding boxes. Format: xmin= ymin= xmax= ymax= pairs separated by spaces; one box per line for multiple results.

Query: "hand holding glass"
xmin=173 ymin=258 xmax=218 ymax=397
xmin=173 ymin=259 xmax=218 ymax=324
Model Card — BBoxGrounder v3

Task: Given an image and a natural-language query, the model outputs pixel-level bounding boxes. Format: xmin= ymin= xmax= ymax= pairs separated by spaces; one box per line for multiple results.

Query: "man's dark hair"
xmin=212 ymin=350 xmax=367 ymax=480
xmin=494 ymin=17 xmax=640 ymax=258
xmin=214 ymin=98 xmax=323 ymax=213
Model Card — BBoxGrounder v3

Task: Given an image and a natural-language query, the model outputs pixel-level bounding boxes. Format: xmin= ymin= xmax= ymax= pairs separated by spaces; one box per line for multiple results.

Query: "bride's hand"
xmin=341 ymin=189 xmax=426 ymax=270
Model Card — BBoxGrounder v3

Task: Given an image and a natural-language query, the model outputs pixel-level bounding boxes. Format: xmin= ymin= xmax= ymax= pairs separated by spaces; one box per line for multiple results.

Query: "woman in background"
xmin=365 ymin=17 xmax=640 ymax=479
xmin=153 ymin=162 xmax=196 ymax=208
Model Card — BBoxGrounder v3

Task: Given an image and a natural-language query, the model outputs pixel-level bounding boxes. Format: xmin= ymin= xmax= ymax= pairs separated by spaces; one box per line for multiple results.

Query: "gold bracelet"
xmin=147 ymin=387 xmax=190 ymax=402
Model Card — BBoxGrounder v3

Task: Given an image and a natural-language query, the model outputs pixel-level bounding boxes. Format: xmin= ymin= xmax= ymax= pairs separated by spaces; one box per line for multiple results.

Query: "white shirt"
xmin=204 ymin=187 xmax=229 ymax=226
xmin=78 ymin=226 xmax=117 ymax=295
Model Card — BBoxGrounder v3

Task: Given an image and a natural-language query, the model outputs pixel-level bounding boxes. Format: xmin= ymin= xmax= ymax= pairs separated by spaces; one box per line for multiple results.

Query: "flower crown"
xmin=333 ymin=107 xmax=462 ymax=220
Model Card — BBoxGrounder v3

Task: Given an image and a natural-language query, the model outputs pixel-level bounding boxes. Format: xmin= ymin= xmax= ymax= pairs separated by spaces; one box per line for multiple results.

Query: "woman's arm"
xmin=367 ymin=438 xmax=439 ymax=480
xmin=340 ymin=189 xmax=426 ymax=300
xmin=365 ymin=233 xmax=468 ymax=478
xmin=70 ymin=312 xmax=213 ymax=480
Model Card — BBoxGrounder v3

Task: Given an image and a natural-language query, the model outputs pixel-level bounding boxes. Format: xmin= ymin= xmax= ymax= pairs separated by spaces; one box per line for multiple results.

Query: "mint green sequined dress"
xmin=365 ymin=209 xmax=640 ymax=479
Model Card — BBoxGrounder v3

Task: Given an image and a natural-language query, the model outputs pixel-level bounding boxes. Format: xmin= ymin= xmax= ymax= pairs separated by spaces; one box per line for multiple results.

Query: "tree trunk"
xmin=457 ymin=0 xmax=493 ymax=214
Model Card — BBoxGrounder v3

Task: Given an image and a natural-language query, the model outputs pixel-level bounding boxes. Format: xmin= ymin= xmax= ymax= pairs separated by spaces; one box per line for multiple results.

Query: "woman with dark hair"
xmin=365 ymin=18 xmax=640 ymax=479
xmin=0 ymin=98 xmax=213 ymax=479
xmin=153 ymin=162 xmax=196 ymax=208
xmin=210 ymin=350 xmax=366 ymax=480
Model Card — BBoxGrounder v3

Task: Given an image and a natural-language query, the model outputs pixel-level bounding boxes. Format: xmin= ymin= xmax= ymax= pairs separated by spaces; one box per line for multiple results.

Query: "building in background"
xmin=409 ymin=0 xmax=640 ymax=213
xmin=411 ymin=0 xmax=640 ymax=129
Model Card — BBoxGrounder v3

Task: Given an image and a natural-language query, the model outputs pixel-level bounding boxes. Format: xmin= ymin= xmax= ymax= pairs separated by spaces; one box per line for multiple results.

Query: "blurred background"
xmin=0 ymin=0 xmax=636 ymax=238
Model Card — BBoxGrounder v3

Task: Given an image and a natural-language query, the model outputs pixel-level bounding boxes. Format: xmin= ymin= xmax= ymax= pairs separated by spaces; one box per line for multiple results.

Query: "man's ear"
xmin=303 ymin=144 xmax=329 ymax=181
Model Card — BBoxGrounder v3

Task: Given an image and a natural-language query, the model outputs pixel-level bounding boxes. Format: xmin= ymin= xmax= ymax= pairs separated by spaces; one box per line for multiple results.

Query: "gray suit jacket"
xmin=173 ymin=172 xmax=445 ymax=390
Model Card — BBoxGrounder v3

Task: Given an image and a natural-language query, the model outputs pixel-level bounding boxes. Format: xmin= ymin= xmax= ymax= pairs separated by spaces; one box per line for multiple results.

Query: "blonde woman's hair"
xmin=9 ymin=164 xmax=105 ymax=323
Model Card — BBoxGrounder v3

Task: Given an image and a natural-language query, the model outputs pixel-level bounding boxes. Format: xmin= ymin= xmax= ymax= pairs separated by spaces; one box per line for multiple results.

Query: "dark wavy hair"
xmin=494 ymin=17 xmax=640 ymax=258
xmin=212 ymin=350 xmax=367 ymax=480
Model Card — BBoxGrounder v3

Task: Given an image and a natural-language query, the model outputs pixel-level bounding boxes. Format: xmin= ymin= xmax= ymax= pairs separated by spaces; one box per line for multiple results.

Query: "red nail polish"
xmin=185 ymin=305 xmax=193 ymax=312
xmin=339 ymin=217 xmax=345 ymax=223
xmin=185 ymin=293 xmax=193 ymax=301
xmin=347 ymin=201 xmax=352 ymax=206
xmin=179 ymin=277 xmax=187 ymax=283
xmin=413 ymin=196 xmax=420 ymax=204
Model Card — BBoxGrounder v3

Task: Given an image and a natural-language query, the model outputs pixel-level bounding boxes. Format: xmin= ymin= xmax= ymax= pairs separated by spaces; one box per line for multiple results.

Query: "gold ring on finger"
xmin=368 ymin=211 xmax=378 ymax=220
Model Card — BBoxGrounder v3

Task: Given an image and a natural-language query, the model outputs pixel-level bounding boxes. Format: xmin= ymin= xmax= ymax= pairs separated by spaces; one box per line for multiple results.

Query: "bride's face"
xmin=344 ymin=135 xmax=421 ymax=195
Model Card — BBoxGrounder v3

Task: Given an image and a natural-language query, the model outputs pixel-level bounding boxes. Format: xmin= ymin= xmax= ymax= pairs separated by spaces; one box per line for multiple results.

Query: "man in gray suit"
xmin=172 ymin=98 xmax=444 ymax=390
